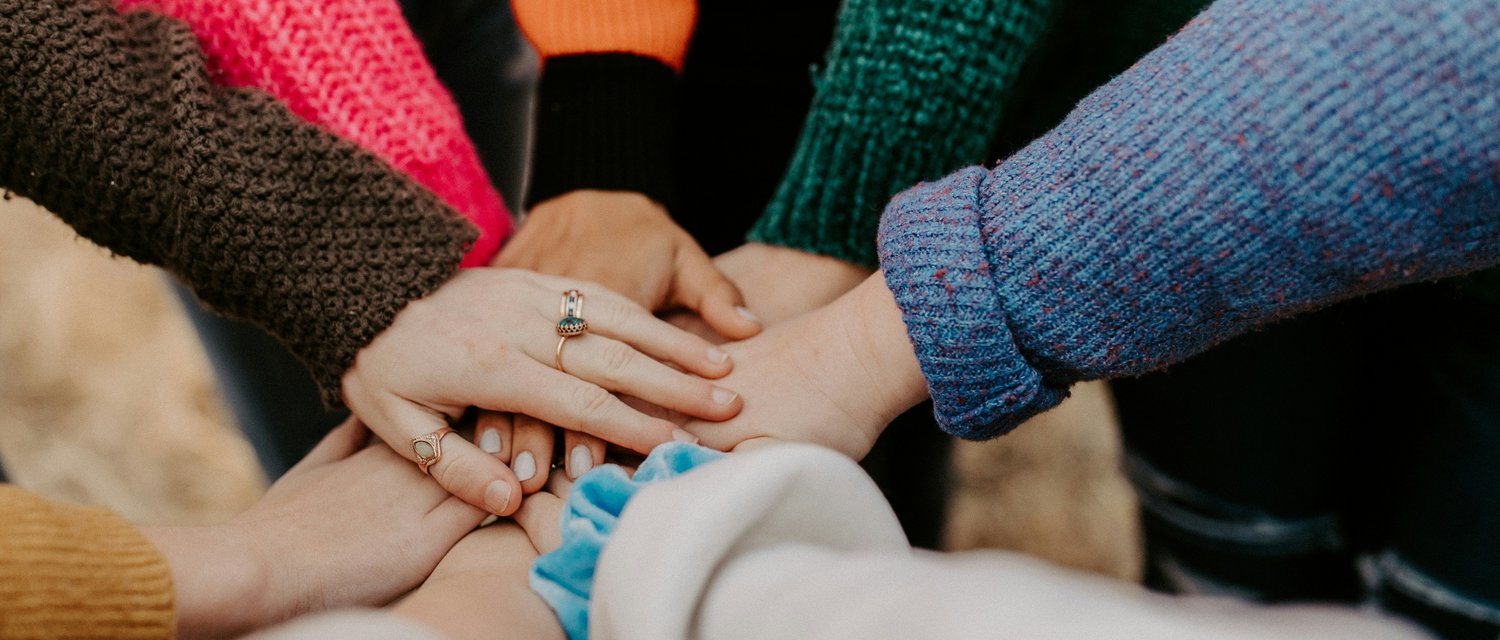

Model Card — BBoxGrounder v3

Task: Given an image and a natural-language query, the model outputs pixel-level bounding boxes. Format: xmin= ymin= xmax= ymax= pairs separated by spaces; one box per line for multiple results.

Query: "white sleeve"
xmin=591 ymin=443 xmax=1430 ymax=640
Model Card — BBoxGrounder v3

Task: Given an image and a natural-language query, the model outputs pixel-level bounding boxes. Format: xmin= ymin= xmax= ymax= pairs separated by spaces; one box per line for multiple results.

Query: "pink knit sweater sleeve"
xmin=115 ymin=0 xmax=512 ymax=266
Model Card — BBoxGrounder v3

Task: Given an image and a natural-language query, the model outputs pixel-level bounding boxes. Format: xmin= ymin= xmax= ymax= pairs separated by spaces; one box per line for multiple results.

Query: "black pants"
xmin=1114 ymin=284 xmax=1500 ymax=639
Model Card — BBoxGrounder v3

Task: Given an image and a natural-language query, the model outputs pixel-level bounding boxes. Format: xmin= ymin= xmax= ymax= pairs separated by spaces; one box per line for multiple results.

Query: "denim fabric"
xmin=1115 ymin=283 xmax=1500 ymax=639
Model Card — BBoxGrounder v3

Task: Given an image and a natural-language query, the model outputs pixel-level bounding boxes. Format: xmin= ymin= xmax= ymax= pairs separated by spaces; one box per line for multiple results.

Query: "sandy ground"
xmin=0 ymin=194 xmax=1140 ymax=577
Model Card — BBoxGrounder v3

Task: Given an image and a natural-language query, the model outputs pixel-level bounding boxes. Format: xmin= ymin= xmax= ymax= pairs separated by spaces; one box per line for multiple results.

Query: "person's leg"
xmin=1361 ymin=285 xmax=1500 ymax=639
xmin=1112 ymin=305 xmax=1368 ymax=602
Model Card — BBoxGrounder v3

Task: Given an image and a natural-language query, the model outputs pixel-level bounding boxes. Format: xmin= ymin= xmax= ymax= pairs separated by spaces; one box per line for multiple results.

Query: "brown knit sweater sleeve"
xmin=0 ymin=486 xmax=175 ymax=639
xmin=0 ymin=0 xmax=477 ymax=404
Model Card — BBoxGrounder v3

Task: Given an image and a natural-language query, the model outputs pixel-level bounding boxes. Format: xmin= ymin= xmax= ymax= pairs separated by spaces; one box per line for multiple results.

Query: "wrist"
xmin=141 ymin=524 xmax=269 ymax=638
xmin=718 ymin=243 xmax=874 ymax=325
xmin=836 ymin=273 xmax=929 ymax=422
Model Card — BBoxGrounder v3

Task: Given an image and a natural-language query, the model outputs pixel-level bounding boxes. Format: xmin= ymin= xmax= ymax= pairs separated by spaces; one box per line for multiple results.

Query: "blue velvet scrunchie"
xmin=529 ymin=442 xmax=724 ymax=640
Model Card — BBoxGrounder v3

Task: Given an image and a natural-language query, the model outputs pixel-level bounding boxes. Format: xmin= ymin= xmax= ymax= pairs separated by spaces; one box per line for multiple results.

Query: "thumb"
xmin=673 ymin=248 xmax=761 ymax=341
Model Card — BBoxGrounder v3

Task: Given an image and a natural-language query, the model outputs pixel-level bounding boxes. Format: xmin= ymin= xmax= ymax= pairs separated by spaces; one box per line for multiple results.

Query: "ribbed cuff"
xmin=0 ymin=487 xmax=176 ymax=639
xmin=527 ymin=54 xmax=678 ymax=211
xmin=876 ymin=168 xmax=1068 ymax=439
xmin=749 ymin=0 xmax=1054 ymax=268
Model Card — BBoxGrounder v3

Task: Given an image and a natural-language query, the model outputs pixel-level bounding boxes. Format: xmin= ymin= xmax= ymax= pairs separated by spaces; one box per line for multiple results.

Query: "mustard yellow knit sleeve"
xmin=0 ymin=486 xmax=175 ymax=639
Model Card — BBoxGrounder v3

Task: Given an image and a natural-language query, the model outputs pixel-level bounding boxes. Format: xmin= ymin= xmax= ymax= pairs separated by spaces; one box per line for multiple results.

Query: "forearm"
xmin=511 ymin=0 xmax=694 ymax=209
xmin=697 ymin=547 xmax=1427 ymax=640
xmin=140 ymin=526 xmax=267 ymax=639
xmin=878 ymin=0 xmax=1500 ymax=438
xmin=588 ymin=446 xmax=1425 ymax=640
xmin=0 ymin=486 xmax=175 ymax=639
xmin=0 ymin=0 xmax=474 ymax=404
xmin=749 ymin=0 xmax=1054 ymax=267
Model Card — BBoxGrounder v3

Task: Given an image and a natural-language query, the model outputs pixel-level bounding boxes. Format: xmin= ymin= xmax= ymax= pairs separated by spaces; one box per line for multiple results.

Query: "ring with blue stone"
xmin=556 ymin=315 xmax=588 ymax=337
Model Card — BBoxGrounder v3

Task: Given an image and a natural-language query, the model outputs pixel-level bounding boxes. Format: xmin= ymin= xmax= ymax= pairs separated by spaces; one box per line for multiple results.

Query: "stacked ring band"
xmin=555 ymin=289 xmax=588 ymax=372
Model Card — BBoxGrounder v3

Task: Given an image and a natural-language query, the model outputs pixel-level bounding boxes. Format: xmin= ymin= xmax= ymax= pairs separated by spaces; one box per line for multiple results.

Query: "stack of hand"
xmin=337 ymin=188 xmax=922 ymax=522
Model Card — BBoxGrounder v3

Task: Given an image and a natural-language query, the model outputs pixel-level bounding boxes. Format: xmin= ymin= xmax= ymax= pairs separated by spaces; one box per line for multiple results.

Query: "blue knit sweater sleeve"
xmin=877 ymin=0 xmax=1500 ymax=440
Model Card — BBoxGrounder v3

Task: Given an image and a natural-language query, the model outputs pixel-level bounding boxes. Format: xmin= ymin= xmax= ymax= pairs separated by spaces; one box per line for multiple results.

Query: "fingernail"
xmin=484 ymin=480 xmax=512 ymax=515
xmin=707 ymin=346 xmax=730 ymax=364
xmin=712 ymin=387 xmax=738 ymax=405
xmin=479 ymin=428 xmax=502 ymax=454
xmin=514 ymin=451 xmax=536 ymax=482
xmin=569 ymin=446 xmax=593 ymax=479
xmin=672 ymin=428 xmax=700 ymax=444
xmin=735 ymin=306 xmax=760 ymax=324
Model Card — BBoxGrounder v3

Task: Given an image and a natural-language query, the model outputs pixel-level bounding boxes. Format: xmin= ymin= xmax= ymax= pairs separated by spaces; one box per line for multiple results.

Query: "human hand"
xmin=667 ymin=243 xmax=872 ymax=343
xmin=469 ymin=407 xmax=610 ymax=498
xmin=341 ymin=268 xmax=742 ymax=516
xmin=142 ymin=419 xmax=488 ymax=639
xmin=391 ymin=522 xmax=563 ymax=640
xmin=496 ymin=190 xmax=761 ymax=340
xmin=714 ymin=242 xmax=874 ymax=326
xmin=679 ymin=273 xmax=929 ymax=459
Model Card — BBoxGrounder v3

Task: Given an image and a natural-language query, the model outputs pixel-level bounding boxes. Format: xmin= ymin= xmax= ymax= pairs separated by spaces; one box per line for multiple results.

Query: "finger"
xmin=672 ymin=248 xmax=762 ymax=341
xmin=424 ymin=494 xmax=489 ymax=538
xmin=562 ymin=430 xmax=606 ymax=480
xmin=288 ymin=416 xmax=367 ymax=471
xmin=561 ymin=334 xmax=743 ymax=421
xmin=381 ymin=400 xmax=522 ymax=517
xmin=525 ymin=274 xmax=733 ymax=379
xmin=620 ymin=394 xmax=691 ymax=424
xmin=499 ymin=361 xmax=696 ymax=454
xmin=512 ymin=491 xmax=566 ymax=554
xmin=474 ymin=411 xmax=512 ymax=459
xmin=510 ymin=414 xmax=556 ymax=494
xmin=543 ymin=469 xmax=574 ymax=500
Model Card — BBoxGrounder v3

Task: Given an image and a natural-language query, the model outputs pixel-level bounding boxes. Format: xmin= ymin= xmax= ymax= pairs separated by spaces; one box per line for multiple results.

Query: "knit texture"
xmin=512 ymin=0 xmax=695 ymax=211
xmin=878 ymin=0 xmax=1500 ymax=439
xmin=511 ymin=0 xmax=696 ymax=71
xmin=526 ymin=54 xmax=680 ymax=210
xmin=1 ymin=0 xmax=477 ymax=405
xmin=749 ymin=0 xmax=1053 ymax=267
xmin=113 ymin=0 xmax=510 ymax=266
xmin=0 ymin=486 xmax=175 ymax=639
xmin=531 ymin=442 xmax=724 ymax=640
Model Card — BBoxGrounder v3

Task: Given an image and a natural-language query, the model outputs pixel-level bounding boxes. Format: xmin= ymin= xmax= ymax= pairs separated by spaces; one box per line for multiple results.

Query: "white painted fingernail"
xmin=712 ymin=387 xmax=738 ymax=405
xmin=479 ymin=428 xmax=502 ymax=454
xmin=736 ymin=306 xmax=760 ymax=324
xmin=514 ymin=451 xmax=536 ymax=482
xmin=569 ymin=446 xmax=593 ymax=479
xmin=672 ymin=428 xmax=700 ymax=444
xmin=484 ymin=480 xmax=512 ymax=515
xmin=708 ymin=346 xmax=730 ymax=364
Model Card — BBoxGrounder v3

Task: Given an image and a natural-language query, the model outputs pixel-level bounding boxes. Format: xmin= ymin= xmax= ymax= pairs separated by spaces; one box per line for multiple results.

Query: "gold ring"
xmin=557 ymin=290 xmax=588 ymax=337
xmin=559 ymin=289 xmax=585 ymax=318
xmin=555 ymin=335 xmax=569 ymax=372
xmin=411 ymin=426 xmax=455 ymax=475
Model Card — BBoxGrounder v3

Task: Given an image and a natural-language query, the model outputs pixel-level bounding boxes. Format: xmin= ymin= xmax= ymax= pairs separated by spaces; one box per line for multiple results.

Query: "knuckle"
xmin=598 ymin=341 xmax=636 ymax=379
xmin=570 ymin=384 xmax=617 ymax=426
xmin=433 ymin=453 xmax=484 ymax=500
xmin=596 ymin=299 xmax=631 ymax=328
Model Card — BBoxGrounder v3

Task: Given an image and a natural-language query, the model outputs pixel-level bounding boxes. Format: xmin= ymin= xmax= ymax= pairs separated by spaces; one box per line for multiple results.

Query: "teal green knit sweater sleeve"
xmin=747 ymin=0 xmax=1053 ymax=267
